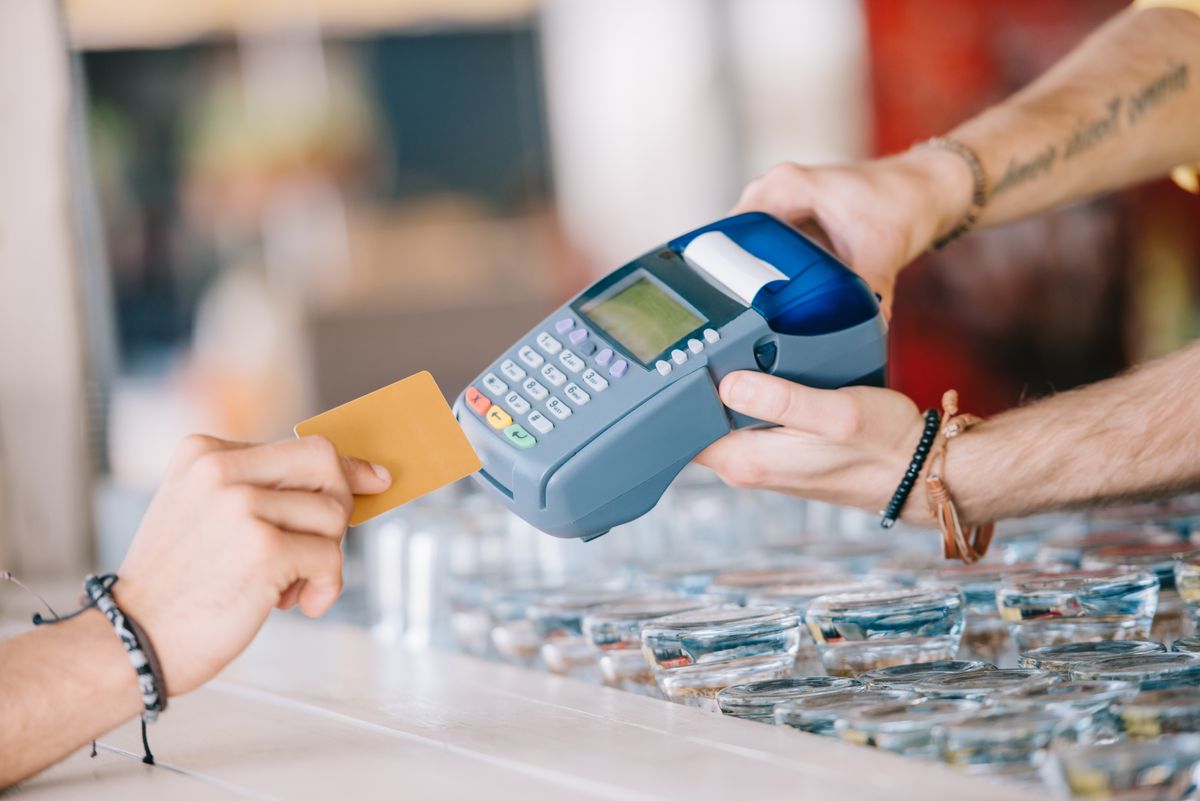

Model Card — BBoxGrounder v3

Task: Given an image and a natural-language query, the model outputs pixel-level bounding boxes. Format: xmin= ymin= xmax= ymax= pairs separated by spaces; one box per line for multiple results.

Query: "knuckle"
xmin=223 ymin=484 xmax=258 ymax=517
xmin=192 ymin=450 xmax=232 ymax=485
xmin=827 ymin=401 xmax=864 ymax=442
xmin=246 ymin=522 xmax=283 ymax=562
xmin=174 ymin=434 xmax=219 ymax=467
xmin=303 ymin=435 xmax=343 ymax=475
xmin=322 ymin=494 xmax=351 ymax=529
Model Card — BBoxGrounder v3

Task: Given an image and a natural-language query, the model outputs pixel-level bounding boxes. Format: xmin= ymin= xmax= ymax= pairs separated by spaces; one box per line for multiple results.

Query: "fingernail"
xmin=371 ymin=462 xmax=391 ymax=483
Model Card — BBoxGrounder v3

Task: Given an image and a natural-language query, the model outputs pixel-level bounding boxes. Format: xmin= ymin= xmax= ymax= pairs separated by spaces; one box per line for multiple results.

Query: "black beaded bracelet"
xmin=880 ymin=408 xmax=942 ymax=529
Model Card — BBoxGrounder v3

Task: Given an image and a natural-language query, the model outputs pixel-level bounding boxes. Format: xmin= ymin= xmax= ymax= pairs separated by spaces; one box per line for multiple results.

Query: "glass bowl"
xmin=1174 ymin=635 xmax=1200 ymax=655
xmin=996 ymin=681 xmax=1137 ymax=744
xmin=938 ymin=707 xmax=1083 ymax=775
xmin=996 ymin=568 xmax=1159 ymax=651
xmin=1044 ymin=735 xmax=1200 ymax=801
xmin=859 ymin=660 xmax=994 ymax=690
xmin=1035 ymin=529 xmax=1180 ymax=569
xmin=836 ymin=699 xmax=982 ymax=758
xmin=640 ymin=605 xmax=801 ymax=710
xmin=774 ymin=688 xmax=917 ymax=736
xmin=805 ymin=588 xmax=965 ymax=677
xmin=707 ymin=567 xmax=847 ymax=605
xmin=1020 ymin=640 xmax=1167 ymax=675
xmin=1068 ymin=652 xmax=1200 ymax=691
xmin=1082 ymin=542 xmax=1200 ymax=591
xmin=747 ymin=579 xmax=895 ymax=675
xmin=1118 ymin=688 xmax=1200 ymax=739
xmin=716 ymin=676 xmax=861 ymax=722
xmin=913 ymin=668 xmax=1057 ymax=701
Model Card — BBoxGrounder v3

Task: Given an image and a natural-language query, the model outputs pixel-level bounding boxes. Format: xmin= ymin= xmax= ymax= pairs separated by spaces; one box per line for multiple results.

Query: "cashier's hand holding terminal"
xmin=699 ymin=4 xmax=1200 ymax=535
xmin=0 ymin=435 xmax=391 ymax=789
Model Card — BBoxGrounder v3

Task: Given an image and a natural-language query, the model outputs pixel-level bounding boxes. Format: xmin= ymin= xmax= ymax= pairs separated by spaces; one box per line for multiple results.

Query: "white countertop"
xmin=11 ymin=617 xmax=1040 ymax=800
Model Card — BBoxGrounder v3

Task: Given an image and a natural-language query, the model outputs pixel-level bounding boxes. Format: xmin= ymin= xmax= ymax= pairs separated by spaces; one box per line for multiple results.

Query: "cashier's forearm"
xmin=944 ymin=6 xmax=1200 ymax=230
xmin=0 ymin=610 xmax=142 ymax=788
xmin=946 ymin=341 xmax=1200 ymax=525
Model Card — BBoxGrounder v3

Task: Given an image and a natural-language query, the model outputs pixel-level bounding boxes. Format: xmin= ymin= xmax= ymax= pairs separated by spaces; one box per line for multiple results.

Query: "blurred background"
xmin=0 ymin=0 xmax=1197 ymax=596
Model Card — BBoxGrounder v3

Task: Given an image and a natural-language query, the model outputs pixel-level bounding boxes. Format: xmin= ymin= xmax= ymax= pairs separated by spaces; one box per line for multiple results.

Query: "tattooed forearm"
xmin=990 ymin=61 xmax=1191 ymax=198
xmin=1128 ymin=60 xmax=1189 ymax=124
xmin=991 ymin=144 xmax=1057 ymax=197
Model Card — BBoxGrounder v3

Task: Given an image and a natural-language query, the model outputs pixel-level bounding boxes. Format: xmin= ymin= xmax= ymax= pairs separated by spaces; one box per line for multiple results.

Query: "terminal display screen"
xmin=581 ymin=272 xmax=705 ymax=363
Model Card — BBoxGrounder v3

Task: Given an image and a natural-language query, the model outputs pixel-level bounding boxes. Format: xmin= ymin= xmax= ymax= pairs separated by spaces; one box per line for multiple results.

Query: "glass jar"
xmin=805 ymin=588 xmax=965 ymax=677
xmin=582 ymin=595 xmax=723 ymax=697
xmin=775 ymin=688 xmax=917 ymax=736
xmin=747 ymin=579 xmax=895 ymax=675
xmin=1154 ymin=592 xmax=1193 ymax=646
xmin=527 ymin=589 xmax=643 ymax=681
xmin=859 ymin=660 xmax=995 ymax=690
xmin=1117 ymin=688 xmax=1200 ymax=739
xmin=914 ymin=668 xmax=1057 ymax=702
xmin=716 ymin=676 xmax=862 ymax=722
xmin=996 ymin=568 xmax=1159 ymax=651
xmin=836 ymin=699 xmax=982 ymax=758
xmin=1068 ymin=652 xmax=1200 ymax=691
xmin=1044 ymin=736 xmax=1200 ymax=801
xmin=938 ymin=708 xmax=1084 ymax=778
xmin=996 ymin=681 xmax=1136 ymax=744
xmin=641 ymin=605 xmax=802 ymax=710
xmin=1019 ymin=640 xmax=1167 ymax=675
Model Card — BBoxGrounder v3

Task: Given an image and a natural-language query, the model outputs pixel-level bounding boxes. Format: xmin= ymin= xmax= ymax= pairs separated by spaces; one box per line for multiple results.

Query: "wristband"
xmin=880 ymin=408 xmax=942 ymax=529
xmin=916 ymin=136 xmax=989 ymax=249
xmin=83 ymin=574 xmax=168 ymax=722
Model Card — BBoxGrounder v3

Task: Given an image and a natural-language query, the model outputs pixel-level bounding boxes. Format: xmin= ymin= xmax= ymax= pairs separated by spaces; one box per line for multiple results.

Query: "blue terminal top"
xmin=668 ymin=211 xmax=879 ymax=336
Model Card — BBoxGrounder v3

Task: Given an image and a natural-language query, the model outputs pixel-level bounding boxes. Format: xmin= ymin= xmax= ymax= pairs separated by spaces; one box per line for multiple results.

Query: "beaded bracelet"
xmin=880 ymin=408 xmax=942 ymax=529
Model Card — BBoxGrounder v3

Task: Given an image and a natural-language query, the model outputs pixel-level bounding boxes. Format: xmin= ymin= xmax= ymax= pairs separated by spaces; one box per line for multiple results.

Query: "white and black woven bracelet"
xmin=83 ymin=574 xmax=168 ymax=722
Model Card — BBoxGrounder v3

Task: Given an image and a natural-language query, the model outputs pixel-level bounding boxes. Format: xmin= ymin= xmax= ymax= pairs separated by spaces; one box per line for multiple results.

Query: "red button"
xmin=466 ymin=387 xmax=491 ymax=415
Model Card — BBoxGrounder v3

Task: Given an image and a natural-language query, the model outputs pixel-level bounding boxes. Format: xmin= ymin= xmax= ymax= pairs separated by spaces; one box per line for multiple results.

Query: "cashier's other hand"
xmin=696 ymin=372 xmax=926 ymax=518
xmin=112 ymin=435 xmax=391 ymax=696
xmin=734 ymin=149 xmax=974 ymax=315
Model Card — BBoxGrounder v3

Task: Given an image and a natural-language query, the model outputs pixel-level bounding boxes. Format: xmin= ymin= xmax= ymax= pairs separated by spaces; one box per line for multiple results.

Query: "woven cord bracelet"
xmin=83 ymin=574 xmax=168 ymax=724
xmin=29 ymin=573 xmax=167 ymax=764
xmin=880 ymin=408 xmax=942 ymax=529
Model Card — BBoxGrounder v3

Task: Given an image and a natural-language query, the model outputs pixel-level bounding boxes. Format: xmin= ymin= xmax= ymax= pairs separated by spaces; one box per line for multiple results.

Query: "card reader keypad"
xmin=468 ymin=316 xmax=643 ymax=449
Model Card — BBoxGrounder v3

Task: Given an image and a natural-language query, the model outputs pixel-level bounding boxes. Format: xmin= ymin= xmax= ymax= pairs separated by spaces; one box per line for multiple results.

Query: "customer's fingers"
xmin=242 ymin=487 xmax=351 ymax=539
xmin=341 ymin=454 xmax=392 ymax=496
xmin=201 ymin=437 xmax=377 ymax=515
xmin=281 ymin=533 xmax=344 ymax=618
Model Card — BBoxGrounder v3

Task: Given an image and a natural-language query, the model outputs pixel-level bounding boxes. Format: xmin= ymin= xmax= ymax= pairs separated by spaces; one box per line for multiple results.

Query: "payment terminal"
xmin=452 ymin=212 xmax=887 ymax=540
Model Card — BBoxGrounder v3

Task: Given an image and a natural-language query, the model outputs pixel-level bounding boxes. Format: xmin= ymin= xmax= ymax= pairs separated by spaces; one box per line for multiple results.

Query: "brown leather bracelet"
xmin=925 ymin=389 xmax=995 ymax=563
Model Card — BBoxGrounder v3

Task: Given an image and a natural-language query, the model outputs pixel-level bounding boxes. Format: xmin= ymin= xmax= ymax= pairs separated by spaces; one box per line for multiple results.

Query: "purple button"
xmin=609 ymin=359 xmax=628 ymax=378
xmin=595 ymin=348 xmax=613 ymax=366
xmin=554 ymin=318 xmax=575 ymax=334
xmin=568 ymin=328 xmax=588 ymax=345
xmin=577 ymin=340 xmax=597 ymax=356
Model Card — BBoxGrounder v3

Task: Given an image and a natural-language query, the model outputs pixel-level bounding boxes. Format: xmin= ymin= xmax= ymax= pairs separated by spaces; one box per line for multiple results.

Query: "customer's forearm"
xmin=0 ymin=611 xmax=141 ymax=788
xmin=946 ymin=342 xmax=1200 ymax=525
xmin=945 ymin=6 xmax=1200 ymax=230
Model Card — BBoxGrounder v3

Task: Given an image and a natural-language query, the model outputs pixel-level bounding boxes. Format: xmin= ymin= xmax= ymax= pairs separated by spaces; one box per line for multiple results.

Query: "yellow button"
xmin=486 ymin=406 xmax=513 ymax=429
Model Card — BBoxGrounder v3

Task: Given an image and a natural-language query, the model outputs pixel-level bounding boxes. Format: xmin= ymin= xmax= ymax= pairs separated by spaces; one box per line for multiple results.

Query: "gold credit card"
xmin=294 ymin=371 xmax=481 ymax=525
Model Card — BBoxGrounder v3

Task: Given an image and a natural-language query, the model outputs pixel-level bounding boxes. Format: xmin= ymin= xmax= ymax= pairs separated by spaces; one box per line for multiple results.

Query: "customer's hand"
xmin=112 ymin=435 xmax=392 ymax=696
xmin=735 ymin=149 xmax=973 ymax=314
xmin=696 ymin=371 xmax=928 ymax=521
